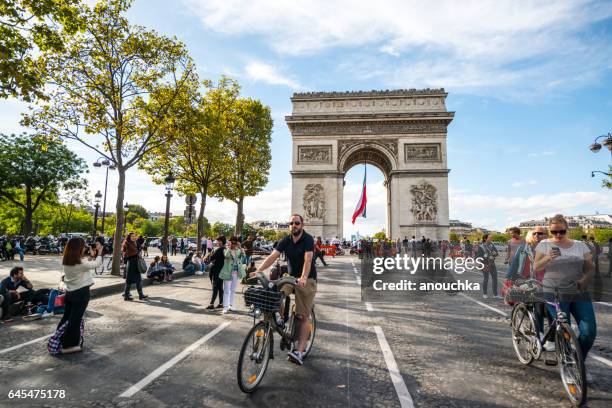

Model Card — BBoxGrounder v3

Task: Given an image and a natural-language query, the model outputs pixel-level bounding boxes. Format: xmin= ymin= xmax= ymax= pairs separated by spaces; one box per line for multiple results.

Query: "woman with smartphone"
xmin=122 ymin=232 xmax=148 ymax=301
xmin=49 ymin=237 xmax=103 ymax=355
xmin=534 ymin=214 xmax=596 ymax=381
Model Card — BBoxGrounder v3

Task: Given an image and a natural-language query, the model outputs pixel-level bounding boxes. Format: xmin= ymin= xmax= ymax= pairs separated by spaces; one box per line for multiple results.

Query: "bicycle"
xmin=237 ymin=272 xmax=316 ymax=393
xmin=508 ymin=279 xmax=587 ymax=406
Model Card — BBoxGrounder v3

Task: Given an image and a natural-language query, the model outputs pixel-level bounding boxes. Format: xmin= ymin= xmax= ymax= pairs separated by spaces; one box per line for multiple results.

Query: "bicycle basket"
xmin=505 ymin=282 xmax=544 ymax=304
xmin=244 ymin=287 xmax=282 ymax=313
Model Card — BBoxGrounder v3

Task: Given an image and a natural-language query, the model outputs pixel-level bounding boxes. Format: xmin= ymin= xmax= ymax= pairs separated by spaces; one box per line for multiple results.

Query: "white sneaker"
xmin=494 ymin=295 xmax=502 ymax=299
xmin=483 ymin=294 xmax=489 ymax=299
xmin=543 ymin=340 xmax=555 ymax=352
xmin=221 ymin=309 xmax=229 ymax=315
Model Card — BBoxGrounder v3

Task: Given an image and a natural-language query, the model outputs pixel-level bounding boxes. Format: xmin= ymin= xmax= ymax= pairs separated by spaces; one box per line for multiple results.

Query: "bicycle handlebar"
xmin=515 ymin=278 xmax=578 ymax=291
xmin=246 ymin=272 xmax=297 ymax=290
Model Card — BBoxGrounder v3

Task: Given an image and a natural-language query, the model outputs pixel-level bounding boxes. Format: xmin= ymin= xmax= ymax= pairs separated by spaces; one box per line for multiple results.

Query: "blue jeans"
xmin=17 ymin=247 xmax=24 ymax=261
xmin=546 ymin=301 xmax=597 ymax=358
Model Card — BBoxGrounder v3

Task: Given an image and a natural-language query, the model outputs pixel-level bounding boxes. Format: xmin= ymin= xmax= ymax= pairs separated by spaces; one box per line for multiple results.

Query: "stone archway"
xmin=286 ymin=89 xmax=454 ymax=240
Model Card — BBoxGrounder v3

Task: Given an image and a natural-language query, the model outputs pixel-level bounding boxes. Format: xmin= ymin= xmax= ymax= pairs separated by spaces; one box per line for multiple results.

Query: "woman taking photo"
xmin=534 ymin=214 xmax=596 ymax=381
xmin=48 ymin=237 xmax=103 ymax=355
xmin=122 ymin=232 xmax=147 ymax=301
xmin=220 ymin=236 xmax=246 ymax=314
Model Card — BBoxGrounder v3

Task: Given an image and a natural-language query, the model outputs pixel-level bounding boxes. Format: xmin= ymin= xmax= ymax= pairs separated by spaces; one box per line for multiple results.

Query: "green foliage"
xmin=0 ymin=0 xmax=85 ymax=101
xmin=568 ymin=227 xmax=586 ymax=241
xmin=23 ymin=0 xmax=196 ymax=274
xmin=591 ymin=228 xmax=612 ymax=244
xmin=125 ymin=204 xmax=149 ymax=222
xmin=0 ymin=133 xmax=88 ymax=234
xmin=212 ymin=97 xmax=273 ymax=235
xmin=210 ymin=221 xmax=235 ymax=238
xmin=491 ymin=233 xmax=511 ymax=242
xmin=373 ymin=231 xmax=387 ymax=240
xmin=449 ymin=232 xmax=459 ymax=243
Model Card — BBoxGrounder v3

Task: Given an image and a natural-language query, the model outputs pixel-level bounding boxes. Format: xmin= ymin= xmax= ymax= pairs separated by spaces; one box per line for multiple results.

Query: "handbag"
xmin=54 ymin=293 xmax=65 ymax=308
xmin=137 ymin=256 xmax=147 ymax=274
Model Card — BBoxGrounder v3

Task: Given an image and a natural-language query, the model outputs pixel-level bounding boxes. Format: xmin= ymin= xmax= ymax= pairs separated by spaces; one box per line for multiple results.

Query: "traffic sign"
xmin=185 ymin=194 xmax=197 ymax=205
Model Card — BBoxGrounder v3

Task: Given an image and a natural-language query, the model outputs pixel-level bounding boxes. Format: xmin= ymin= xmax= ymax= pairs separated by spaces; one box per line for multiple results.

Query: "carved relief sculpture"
xmin=298 ymin=145 xmax=332 ymax=164
xmin=303 ymin=184 xmax=326 ymax=220
xmin=410 ymin=181 xmax=438 ymax=222
xmin=404 ymin=144 xmax=441 ymax=162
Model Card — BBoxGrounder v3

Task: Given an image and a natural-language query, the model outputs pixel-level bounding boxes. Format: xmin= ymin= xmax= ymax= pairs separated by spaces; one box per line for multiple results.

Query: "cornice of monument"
xmin=285 ymin=111 xmax=455 ymax=122
xmin=291 ymin=88 xmax=447 ymax=100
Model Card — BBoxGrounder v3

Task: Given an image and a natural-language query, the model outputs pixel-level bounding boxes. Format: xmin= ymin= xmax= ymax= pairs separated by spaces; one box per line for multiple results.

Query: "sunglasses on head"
xmin=289 ymin=221 xmax=301 ymax=225
xmin=550 ymin=230 xmax=566 ymax=235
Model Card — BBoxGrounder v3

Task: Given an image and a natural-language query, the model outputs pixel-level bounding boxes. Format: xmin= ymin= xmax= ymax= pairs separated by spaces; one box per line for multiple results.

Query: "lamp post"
xmin=162 ymin=173 xmax=176 ymax=256
xmin=93 ymin=190 xmax=102 ymax=239
xmin=123 ymin=202 xmax=130 ymax=237
xmin=93 ymin=157 xmax=116 ymax=236
xmin=589 ymin=132 xmax=612 ymax=182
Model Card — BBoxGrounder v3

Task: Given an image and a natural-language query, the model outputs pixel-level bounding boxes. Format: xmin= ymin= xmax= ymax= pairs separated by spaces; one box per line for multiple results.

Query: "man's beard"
xmin=292 ymin=228 xmax=302 ymax=236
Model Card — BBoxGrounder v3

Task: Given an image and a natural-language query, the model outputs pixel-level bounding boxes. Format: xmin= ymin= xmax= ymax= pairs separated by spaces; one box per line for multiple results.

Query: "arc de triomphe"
xmin=285 ymin=89 xmax=454 ymax=241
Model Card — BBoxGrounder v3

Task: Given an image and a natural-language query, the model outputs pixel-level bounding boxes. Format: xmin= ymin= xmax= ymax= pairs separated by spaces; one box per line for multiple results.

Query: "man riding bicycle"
xmin=252 ymin=213 xmax=317 ymax=366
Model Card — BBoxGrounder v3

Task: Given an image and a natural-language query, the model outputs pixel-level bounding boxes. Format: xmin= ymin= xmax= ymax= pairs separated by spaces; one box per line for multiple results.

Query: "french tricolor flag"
xmin=351 ymin=166 xmax=367 ymax=224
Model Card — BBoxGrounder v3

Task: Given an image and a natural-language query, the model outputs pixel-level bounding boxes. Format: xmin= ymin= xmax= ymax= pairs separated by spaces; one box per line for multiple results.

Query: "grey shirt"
xmin=535 ymin=239 xmax=590 ymax=294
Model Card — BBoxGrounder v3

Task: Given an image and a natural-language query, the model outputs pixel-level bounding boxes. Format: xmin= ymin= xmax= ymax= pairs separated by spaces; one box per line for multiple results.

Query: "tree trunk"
xmin=196 ymin=190 xmax=206 ymax=251
xmin=23 ymin=184 xmax=33 ymax=236
xmin=235 ymin=196 xmax=244 ymax=237
xmin=111 ymin=168 xmax=126 ymax=276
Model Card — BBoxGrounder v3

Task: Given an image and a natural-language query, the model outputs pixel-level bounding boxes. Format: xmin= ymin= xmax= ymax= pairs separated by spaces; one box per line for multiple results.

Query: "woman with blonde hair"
xmin=534 ymin=214 xmax=596 ymax=381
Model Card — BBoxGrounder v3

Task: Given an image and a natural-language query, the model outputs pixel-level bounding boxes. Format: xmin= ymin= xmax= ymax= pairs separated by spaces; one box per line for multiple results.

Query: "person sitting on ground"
xmin=193 ymin=251 xmax=204 ymax=273
xmin=159 ymin=254 xmax=175 ymax=282
xmin=182 ymin=251 xmax=197 ymax=275
xmin=1 ymin=267 xmax=49 ymax=321
xmin=146 ymin=256 xmax=164 ymax=283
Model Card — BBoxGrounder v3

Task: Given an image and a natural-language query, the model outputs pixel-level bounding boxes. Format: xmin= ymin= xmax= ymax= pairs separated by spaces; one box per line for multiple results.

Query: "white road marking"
xmin=355 ymin=276 xmax=361 ymax=285
xmin=595 ymin=301 xmax=612 ymax=308
xmin=374 ymin=326 xmax=415 ymax=408
xmin=345 ymin=271 xmax=351 ymax=406
xmin=590 ymin=353 xmax=612 ymax=369
xmin=0 ymin=334 xmax=52 ymax=355
xmin=458 ymin=293 xmax=508 ymax=318
xmin=119 ymin=321 xmax=231 ymax=398
xmin=365 ymin=302 xmax=374 ymax=312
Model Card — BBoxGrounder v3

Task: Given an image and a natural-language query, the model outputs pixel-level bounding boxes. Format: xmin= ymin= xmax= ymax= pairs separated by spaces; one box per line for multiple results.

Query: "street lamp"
xmin=123 ymin=202 xmax=130 ymax=237
xmin=93 ymin=190 xmax=102 ymax=239
xmin=589 ymin=132 xmax=612 ymax=182
xmin=93 ymin=157 xmax=116 ymax=236
xmin=162 ymin=173 xmax=176 ymax=255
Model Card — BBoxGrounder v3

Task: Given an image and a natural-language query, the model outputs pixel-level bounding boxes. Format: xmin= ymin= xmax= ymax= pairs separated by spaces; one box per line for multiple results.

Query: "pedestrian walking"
xmin=479 ymin=234 xmax=500 ymax=299
xmin=121 ymin=232 xmax=148 ymax=301
xmin=206 ymin=236 xmax=225 ymax=310
xmin=48 ymin=237 xmax=103 ymax=355
xmin=171 ymin=236 xmax=178 ymax=256
xmin=242 ymin=235 xmax=254 ymax=265
xmin=314 ymin=237 xmax=327 ymax=266
xmin=505 ymin=227 xmax=524 ymax=265
xmin=14 ymin=237 xmax=24 ymax=261
xmin=220 ymin=236 xmax=246 ymax=314
xmin=206 ymin=237 xmax=213 ymax=255
xmin=142 ymin=236 xmax=149 ymax=258
xmin=589 ymin=236 xmax=600 ymax=276
xmin=180 ymin=237 xmax=186 ymax=255
xmin=410 ymin=236 xmax=417 ymax=258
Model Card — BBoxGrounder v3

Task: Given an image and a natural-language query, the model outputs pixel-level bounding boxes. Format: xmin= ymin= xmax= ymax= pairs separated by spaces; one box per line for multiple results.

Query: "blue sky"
xmin=1 ymin=0 xmax=611 ymax=236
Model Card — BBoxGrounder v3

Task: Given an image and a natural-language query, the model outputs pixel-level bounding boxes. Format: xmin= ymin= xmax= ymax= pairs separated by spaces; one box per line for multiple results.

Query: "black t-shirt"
xmin=276 ymin=231 xmax=317 ymax=280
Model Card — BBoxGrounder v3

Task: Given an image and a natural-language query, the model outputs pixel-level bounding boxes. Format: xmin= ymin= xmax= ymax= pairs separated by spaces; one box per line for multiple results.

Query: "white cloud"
xmin=450 ymin=190 xmax=612 ymax=231
xmin=183 ymin=0 xmax=612 ymax=97
xmin=511 ymin=180 xmax=538 ymax=188
xmin=244 ymin=61 xmax=303 ymax=89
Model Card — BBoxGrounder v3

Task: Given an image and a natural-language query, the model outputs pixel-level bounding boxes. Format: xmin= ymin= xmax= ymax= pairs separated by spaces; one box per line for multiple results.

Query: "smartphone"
xmin=550 ymin=246 xmax=561 ymax=256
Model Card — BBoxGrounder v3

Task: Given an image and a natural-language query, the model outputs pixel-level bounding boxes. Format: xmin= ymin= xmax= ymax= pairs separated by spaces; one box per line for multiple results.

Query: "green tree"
xmin=0 ymin=0 xmax=84 ymax=101
xmin=24 ymin=0 xmax=195 ymax=275
xmin=125 ymin=204 xmax=149 ymax=223
xmin=140 ymin=76 xmax=239 ymax=249
xmin=373 ymin=231 xmax=386 ymax=240
xmin=212 ymin=98 xmax=272 ymax=236
xmin=449 ymin=232 xmax=459 ymax=243
xmin=210 ymin=221 xmax=234 ymax=238
xmin=0 ymin=134 xmax=87 ymax=235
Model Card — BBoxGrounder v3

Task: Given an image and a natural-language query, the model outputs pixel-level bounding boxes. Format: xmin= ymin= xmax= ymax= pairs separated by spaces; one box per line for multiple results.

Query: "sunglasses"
xmin=550 ymin=230 xmax=566 ymax=235
xmin=533 ymin=232 xmax=546 ymax=236
xmin=289 ymin=221 xmax=301 ymax=225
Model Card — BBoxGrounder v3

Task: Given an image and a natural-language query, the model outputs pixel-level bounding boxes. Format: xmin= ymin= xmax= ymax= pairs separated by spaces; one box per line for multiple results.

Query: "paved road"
xmin=1 ymin=256 xmax=610 ymax=407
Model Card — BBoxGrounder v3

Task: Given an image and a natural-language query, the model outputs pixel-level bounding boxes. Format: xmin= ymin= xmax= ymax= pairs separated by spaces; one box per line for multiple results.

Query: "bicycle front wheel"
xmin=237 ymin=321 xmax=272 ymax=393
xmin=510 ymin=303 xmax=538 ymax=365
xmin=557 ymin=322 xmax=586 ymax=406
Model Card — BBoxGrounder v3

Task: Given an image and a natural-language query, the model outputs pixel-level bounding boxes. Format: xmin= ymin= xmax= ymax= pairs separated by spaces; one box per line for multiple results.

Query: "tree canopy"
xmin=0 ymin=133 xmax=87 ymax=235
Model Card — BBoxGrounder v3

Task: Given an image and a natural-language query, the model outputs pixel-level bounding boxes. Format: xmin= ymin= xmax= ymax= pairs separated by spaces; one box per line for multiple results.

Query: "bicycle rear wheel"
xmin=237 ymin=321 xmax=272 ymax=393
xmin=510 ymin=303 xmax=538 ymax=365
xmin=557 ymin=322 xmax=586 ymax=406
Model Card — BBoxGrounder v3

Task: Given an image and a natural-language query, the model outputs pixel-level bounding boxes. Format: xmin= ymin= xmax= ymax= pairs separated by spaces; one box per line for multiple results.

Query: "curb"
xmin=90 ymin=270 xmax=198 ymax=299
